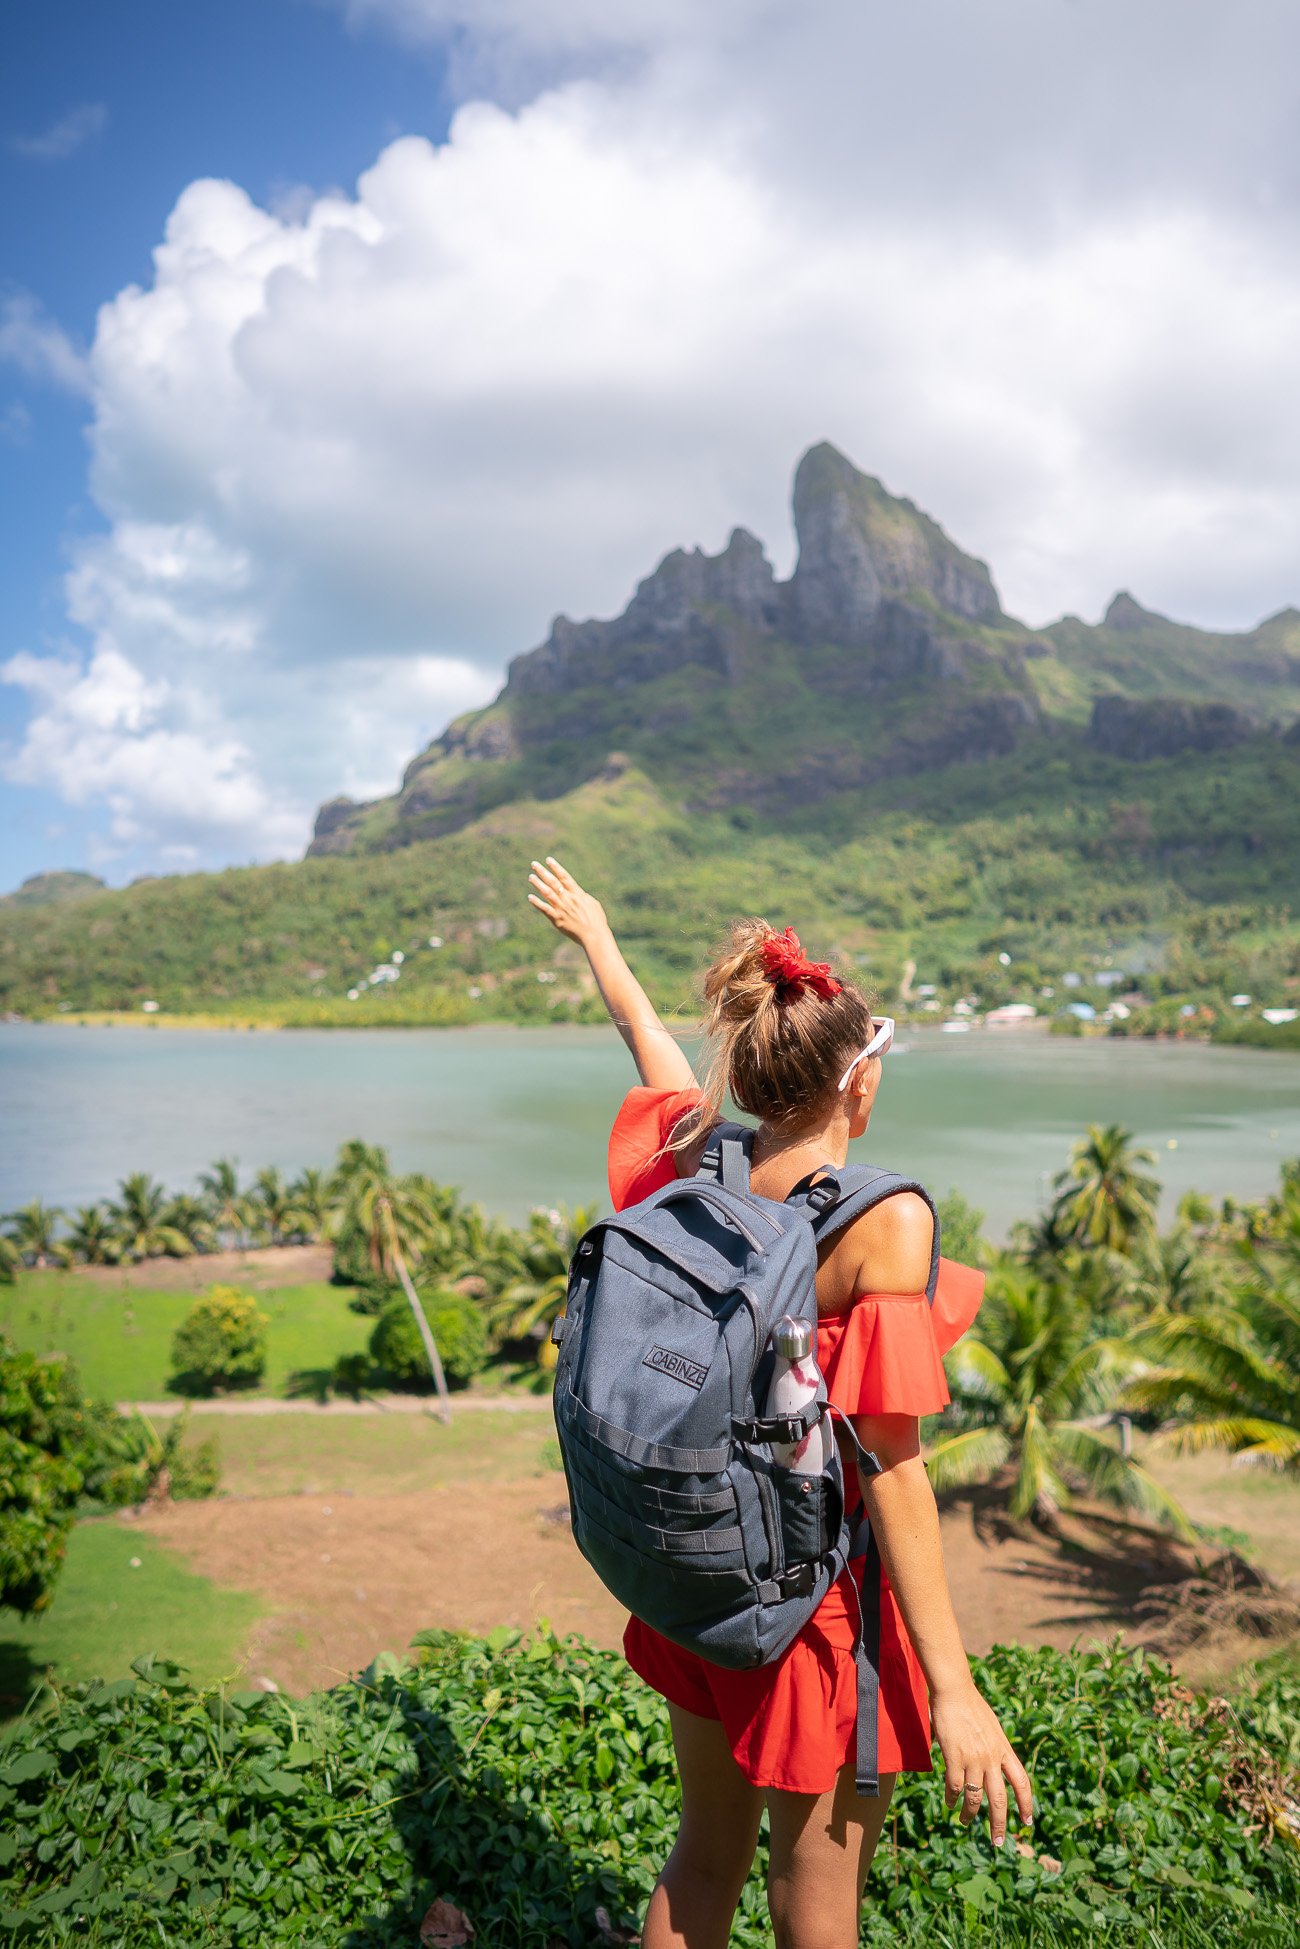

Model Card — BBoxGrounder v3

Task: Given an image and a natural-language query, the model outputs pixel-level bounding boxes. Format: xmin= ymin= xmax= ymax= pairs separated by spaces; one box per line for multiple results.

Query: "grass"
xmin=0 ymin=1523 xmax=262 ymax=1722
xmin=0 ymin=1270 xmax=372 ymax=1401
xmin=193 ymin=1406 xmax=560 ymax=1497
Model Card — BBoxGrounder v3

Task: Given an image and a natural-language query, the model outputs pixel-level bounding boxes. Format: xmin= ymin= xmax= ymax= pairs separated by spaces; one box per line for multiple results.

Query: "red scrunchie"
xmin=759 ymin=927 xmax=842 ymax=1003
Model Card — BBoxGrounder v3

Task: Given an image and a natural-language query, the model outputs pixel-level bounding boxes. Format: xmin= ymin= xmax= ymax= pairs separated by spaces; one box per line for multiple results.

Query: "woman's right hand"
xmin=931 ymin=1680 xmax=1034 ymax=1845
xmin=527 ymin=857 xmax=609 ymax=948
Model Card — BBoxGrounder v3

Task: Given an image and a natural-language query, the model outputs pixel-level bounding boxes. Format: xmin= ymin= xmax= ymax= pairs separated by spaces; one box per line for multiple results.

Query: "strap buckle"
xmin=776 ymin=1562 xmax=817 ymax=1598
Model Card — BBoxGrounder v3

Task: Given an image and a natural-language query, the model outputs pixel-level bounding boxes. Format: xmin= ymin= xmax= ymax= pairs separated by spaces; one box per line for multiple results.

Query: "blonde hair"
xmin=686 ymin=918 xmax=876 ymax=1137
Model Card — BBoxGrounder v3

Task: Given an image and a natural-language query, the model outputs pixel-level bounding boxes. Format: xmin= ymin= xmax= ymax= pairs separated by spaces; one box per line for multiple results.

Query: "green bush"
xmin=0 ymin=1341 xmax=85 ymax=1614
xmin=168 ymin=1286 xmax=268 ymax=1396
xmin=0 ymin=1344 xmax=219 ymax=1617
xmin=369 ymin=1291 xmax=488 ymax=1389
xmin=0 ymin=1636 xmax=1295 ymax=1945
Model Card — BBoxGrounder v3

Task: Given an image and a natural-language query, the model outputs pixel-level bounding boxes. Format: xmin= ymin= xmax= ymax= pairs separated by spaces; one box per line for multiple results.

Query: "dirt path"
xmin=82 ymin=1243 xmax=334 ymax=1292
xmin=124 ymin=1393 xmax=553 ymax=1417
xmin=127 ymin=1477 xmax=1272 ymax=1697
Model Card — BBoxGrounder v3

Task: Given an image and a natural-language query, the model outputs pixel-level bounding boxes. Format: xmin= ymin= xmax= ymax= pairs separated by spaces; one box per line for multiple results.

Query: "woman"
xmin=528 ymin=857 xmax=1032 ymax=1949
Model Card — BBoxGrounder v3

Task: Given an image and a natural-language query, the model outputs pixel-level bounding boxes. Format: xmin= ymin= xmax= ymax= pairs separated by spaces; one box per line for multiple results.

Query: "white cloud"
xmin=9 ymin=0 xmax=1300 ymax=876
xmin=10 ymin=101 xmax=108 ymax=163
xmin=0 ymin=293 xmax=91 ymax=394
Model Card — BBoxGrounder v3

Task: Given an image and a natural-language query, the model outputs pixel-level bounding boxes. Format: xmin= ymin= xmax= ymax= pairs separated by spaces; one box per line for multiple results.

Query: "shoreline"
xmin=4 ymin=1010 xmax=1298 ymax=1056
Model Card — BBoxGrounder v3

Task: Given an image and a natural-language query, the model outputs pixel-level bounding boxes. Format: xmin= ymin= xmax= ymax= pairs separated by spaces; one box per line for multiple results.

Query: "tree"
xmin=65 ymin=1203 xmax=124 ymax=1267
xmin=288 ymin=1166 xmax=336 ymax=1241
xmin=250 ymin=1166 xmax=299 ymax=1244
xmin=163 ymin=1193 xmax=218 ymax=1255
xmin=926 ymin=1261 xmax=1192 ymax=1535
xmin=333 ymin=1154 xmax=450 ymax=1419
xmin=110 ymin=1173 xmax=195 ymax=1261
xmin=169 ymin=1286 xmax=268 ymax=1395
xmin=199 ymin=1158 xmax=253 ymax=1249
xmin=0 ymin=1234 xmax=19 ymax=1284
xmin=4 ymin=1200 xmax=69 ymax=1269
xmin=1050 ymin=1123 xmax=1160 ymax=1255
xmin=1122 ymin=1201 xmax=1300 ymax=1471
xmin=488 ymin=1204 xmax=596 ymax=1365
xmin=0 ymin=1339 xmax=85 ymax=1613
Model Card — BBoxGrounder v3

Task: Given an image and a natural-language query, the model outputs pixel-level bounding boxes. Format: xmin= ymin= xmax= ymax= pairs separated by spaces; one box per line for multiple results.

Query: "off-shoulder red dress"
xmin=607 ymin=1085 xmax=984 ymax=1796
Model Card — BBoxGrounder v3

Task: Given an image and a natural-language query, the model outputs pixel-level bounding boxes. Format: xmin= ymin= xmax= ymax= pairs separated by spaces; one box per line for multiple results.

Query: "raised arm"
xmin=527 ymin=857 xmax=697 ymax=1093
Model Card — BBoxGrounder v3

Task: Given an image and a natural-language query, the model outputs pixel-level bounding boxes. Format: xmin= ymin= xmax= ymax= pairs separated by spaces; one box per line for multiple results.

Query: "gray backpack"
xmin=552 ymin=1123 xmax=939 ymax=1795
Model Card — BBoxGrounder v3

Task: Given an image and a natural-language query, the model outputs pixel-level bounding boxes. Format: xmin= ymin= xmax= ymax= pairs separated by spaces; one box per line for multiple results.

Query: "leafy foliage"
xmin=169 ymin=1287 xmax=269 ymax=1396
xmin=929 ymin=1263 xmax=1191 ymax=1534
xmin=0 ymin=1339 xmax=220 ymax=1616
xmin=0 ymin=1634 xmax=1294 ymax=1945
xmin=369 ymin=1291 xmax=487 ymax=1389
xmin=1050 ymin=1124 xmax=1160 ymax=1254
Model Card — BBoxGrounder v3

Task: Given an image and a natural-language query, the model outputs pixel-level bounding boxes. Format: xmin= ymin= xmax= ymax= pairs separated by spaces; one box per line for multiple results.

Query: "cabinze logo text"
xmin=643 ymin=1345 xmax=707 ymax=1390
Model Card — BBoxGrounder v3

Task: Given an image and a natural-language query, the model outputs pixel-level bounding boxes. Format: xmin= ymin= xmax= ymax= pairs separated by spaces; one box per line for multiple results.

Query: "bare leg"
xmin=766 ymin=1768 xmax=897 ymax=1949
xmin=641 ymin=1703 xmax=765 ymax=1949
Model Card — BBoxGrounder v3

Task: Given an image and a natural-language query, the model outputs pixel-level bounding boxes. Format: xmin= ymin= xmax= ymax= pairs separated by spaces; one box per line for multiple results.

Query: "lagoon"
xmin=1 ymin=1022 xmax=1298 ymax=1237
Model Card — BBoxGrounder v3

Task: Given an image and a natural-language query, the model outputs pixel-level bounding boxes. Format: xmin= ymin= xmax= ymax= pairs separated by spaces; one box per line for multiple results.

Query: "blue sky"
xmin=2 ymin=0 xmax=451 ymax=889
xmin=3 ymin=1 xmax=1299 ymax=894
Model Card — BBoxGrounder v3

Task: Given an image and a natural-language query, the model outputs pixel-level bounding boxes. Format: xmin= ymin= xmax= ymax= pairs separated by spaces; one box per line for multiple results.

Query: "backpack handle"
xmin=652 ymin=1180 xmax=773 ymax=1253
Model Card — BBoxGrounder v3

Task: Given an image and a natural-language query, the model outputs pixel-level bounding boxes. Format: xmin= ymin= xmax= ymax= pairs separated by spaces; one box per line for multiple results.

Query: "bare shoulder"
xmin=846 ymin=1190 xmax=934 ymax=1295
xmin=670 ymin=1116 xmax=718 ymax=1179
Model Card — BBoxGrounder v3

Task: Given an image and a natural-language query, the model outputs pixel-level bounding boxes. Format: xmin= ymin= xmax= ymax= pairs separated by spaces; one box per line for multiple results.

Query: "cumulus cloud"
xmin=0 ymin=292 xmax=91 ymax=394
xmin=10 ymin=101 xmax=108 ymax=163
xmin=8 ymin=0 xmax=1300 ymax=876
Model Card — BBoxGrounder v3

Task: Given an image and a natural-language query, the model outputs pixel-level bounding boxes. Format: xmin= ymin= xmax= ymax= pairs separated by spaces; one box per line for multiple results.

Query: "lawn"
xmin=191 ymin=1405 xmax=559 ymax=1497
xmin=0 ymin=1269 xmax=372 ymax=1401
xmin=0 ymin=1522 xmax=263 ymax=1722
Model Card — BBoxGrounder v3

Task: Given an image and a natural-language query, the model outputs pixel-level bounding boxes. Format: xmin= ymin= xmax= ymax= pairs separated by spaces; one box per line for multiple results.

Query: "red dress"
xmin=607 ymin=1085 xmax=985 ymax=1795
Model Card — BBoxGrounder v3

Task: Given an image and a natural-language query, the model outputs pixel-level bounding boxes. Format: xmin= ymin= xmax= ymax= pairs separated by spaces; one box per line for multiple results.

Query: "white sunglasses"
xmin=837 ymin=1017 xmax=896 ymax=1091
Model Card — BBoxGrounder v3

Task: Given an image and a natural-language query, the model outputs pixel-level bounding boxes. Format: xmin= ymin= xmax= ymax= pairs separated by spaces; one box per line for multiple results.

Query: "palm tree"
xmin=66 ymin=1203 xmax=124 ymax=1267
xmin=0 ymin=1232 xmax=20 ymax=1283
xmin=288 ymin=1166 xmax=336 ymax=1242
xmin=110 ymin=1174 xmax=195 ymax=1261
xmin=927 ymin=1260 xmax=1193 ymax=1535
xmin=5 ymin=1200 xmax=69 ymax=1269
xmin=1122 ymin=1213 xmax=1300 ymax=1471
xmin=1050 ymin=1123 xmax=1160 ymax=1255
xmin=334 ymin=1157 xmax=450 ymax=1419
xmin=199 ymin=1158 xmax=253 ymax=1249
xmin=488 ymin=1204 xmax=597 ymax=1364
xmin=163 ymin=1194 xmax=217 ymax=1255
xmin=250 ymin=1167 xmax=298 ymax=1244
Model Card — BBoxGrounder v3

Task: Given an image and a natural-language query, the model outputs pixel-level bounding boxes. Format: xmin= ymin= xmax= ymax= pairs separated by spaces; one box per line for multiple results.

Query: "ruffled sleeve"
xmin=607 ymin=1085 xmax=706 ymax=1212
xmin=817 ymin=1257 xmax=985 ymax=1419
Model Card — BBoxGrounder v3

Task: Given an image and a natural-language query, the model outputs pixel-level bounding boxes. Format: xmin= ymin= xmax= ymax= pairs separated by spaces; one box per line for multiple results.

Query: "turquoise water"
xmin=1 ymin=1022 xmax=1297 ymax=1236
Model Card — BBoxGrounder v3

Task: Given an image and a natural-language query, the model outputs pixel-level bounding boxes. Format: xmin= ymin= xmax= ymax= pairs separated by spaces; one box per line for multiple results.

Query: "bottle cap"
xmin=773 ymin=1315 xmax=814 ymax=1361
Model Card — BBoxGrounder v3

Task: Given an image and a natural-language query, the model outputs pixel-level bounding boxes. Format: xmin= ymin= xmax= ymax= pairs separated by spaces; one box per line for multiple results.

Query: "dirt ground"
xmin=79 ymin=1243 xmax=334 ymax=1292
xmin=128 ymin=1470 xmax=1287 ymax=1697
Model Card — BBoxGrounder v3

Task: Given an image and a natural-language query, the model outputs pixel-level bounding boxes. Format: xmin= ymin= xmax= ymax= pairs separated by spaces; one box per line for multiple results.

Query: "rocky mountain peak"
xmin=1104 ymin=591 xmax=1168 ymax=632
xmin=788 ymin=441 xmax=1001 ymax=641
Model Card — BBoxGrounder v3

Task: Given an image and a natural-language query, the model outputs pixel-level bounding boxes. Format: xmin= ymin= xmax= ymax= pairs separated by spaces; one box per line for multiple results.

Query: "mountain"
xmin=307 ymin=442 xmax=1300 ymax=859
xmin=0 ymin=871 xmax=107 ymax=908
xmin=3 ymin=443 xmax=1299 ymax=1026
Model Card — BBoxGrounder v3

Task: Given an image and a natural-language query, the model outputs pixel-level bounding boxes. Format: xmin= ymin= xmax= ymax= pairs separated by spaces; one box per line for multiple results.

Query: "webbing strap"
xmin=855 ymin=1526 xmax=883 ymax=1796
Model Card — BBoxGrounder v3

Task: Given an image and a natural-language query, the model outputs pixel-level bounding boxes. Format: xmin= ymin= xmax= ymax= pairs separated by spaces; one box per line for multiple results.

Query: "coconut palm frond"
xmin=1154 ymin=1416 xmax=1300 ymax=1469
xmin=944 ymin=1336 xmax=1011 ymax=1402
xmin=1052 ymin=1424 xmax=1197 ymax=1540
xmin=923 ymin=1425 xmax=1012 ymax=1495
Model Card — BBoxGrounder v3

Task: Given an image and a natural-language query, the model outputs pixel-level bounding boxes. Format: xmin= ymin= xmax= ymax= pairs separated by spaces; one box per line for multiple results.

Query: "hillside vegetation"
xmin=3 ymin=443 xmax=1298 ymax=1025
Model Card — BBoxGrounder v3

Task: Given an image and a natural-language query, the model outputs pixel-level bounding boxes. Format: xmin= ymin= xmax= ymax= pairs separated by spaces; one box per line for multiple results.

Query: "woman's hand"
xmin=528 ymin=857 xmax=610 ymax=948
xmin=931 ymin=1680 xmax=1033 ymax=1845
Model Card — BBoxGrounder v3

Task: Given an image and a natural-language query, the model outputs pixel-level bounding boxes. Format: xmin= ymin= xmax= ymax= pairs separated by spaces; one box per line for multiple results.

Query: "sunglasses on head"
xmin=836 ymin=1017 xmax=896 ymax=1091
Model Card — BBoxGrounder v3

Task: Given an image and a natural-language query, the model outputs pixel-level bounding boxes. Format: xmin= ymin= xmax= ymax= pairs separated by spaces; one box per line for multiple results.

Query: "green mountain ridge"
xmin=3 ymin=442 xmax=1299 ymax=1024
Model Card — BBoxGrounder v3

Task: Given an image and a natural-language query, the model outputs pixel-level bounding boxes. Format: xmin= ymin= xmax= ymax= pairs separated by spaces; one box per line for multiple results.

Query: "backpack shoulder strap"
xmin=788 ymin=1165 xmax=941 ymax=1303
xmin=696 ymin=1120 xmax=754 ymax=1195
